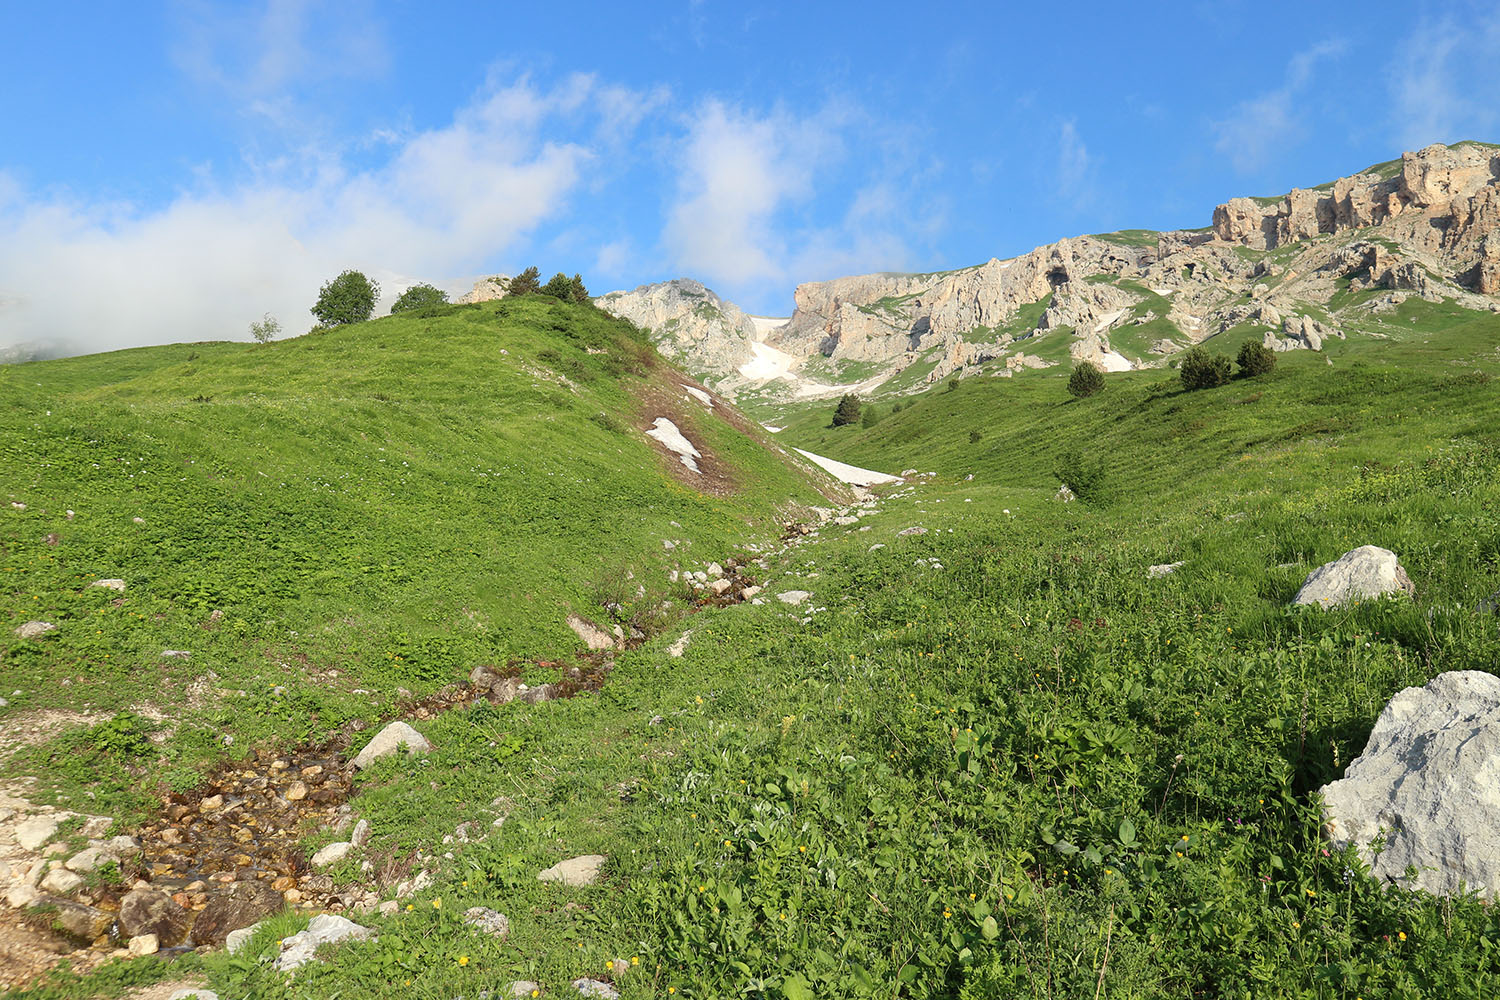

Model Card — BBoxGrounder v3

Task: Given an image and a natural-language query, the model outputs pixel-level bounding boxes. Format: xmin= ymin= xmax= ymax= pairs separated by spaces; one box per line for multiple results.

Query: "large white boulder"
xmin=274 ymin=914 xmax=375 ymax=972
xmin=1293 ymin=545 xmax=1415 ymax=609
xmin=349 ymin=722 xmax=430 ymax=770
xmin=1321 ymin=671 xmax=1500 ymax=898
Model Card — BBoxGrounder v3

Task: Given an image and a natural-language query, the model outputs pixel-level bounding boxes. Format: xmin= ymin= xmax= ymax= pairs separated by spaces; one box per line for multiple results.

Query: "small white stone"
xmin=128 ymin=933 xmax=159 ymax=957
xmin=311 ymin=842 xmax=354 ymax=868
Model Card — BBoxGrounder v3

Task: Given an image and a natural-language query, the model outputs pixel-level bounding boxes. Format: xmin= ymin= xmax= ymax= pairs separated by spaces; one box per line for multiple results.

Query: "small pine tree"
xmin=249 ymin=313 xmax=281 ymax=344
xmin=569 ymin=273 xmax=590 ymax=303
xmin=831 ymin=393 xmax=862 ymax=427
xmin=311 ymin=270 xmax=380 ymax=327
xmin=508 ymin=266 xmax=542 ymax=296
xmin=1236 ymin=340 xmax=1277 ymax=378
xmin=1179 ymin=346 xmax=1231 ymax=390
xmin=1068 ymin=361 xmax=1105 ymax=398
xmin=391 ymin=283 xmax=449 ymax=313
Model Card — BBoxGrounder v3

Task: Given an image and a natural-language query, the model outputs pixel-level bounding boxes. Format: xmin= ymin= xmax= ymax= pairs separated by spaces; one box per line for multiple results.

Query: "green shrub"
xmin=311 ymin=270 xmax=380 ymax=327
xmin=390 ymin=283 xmax=449 ymax=313
xmin=861 ymin=406 xmax=880 ymax=428
xmin=1053 ymin=450 xmax=1111 ymax=504
xmin=1067 ymin=361 xmax=1105 ymax=397
xmin=1237 ymin=340 xmax=1277 ymax=378
xmin=969 ymin=429 xmax=982 ymax=444
xmin=248 ymin=313 xmax=281 ymax=344
xmin=1179 ymin=346 xmax=1231 ymax=390
xmin=831 ymin=394 xmax=862 ymax=427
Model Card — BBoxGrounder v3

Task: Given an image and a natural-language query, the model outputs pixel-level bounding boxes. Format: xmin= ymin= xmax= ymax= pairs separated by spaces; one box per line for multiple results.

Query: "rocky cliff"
xmin=593 ymin=279 xmax=757 ymax=375
xmin=601 ymin=142 xmax=1500 ymax=403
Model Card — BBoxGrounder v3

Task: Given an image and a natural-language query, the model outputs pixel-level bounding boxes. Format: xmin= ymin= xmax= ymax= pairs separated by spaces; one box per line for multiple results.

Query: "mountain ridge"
xmin=596 ymin=141 xmax=1500 ymax=407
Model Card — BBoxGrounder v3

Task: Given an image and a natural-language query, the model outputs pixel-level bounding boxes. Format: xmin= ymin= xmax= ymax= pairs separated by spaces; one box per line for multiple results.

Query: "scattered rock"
xmin=740 ymin=585 xmax=761 ymax=600
xmin=1293 ymin=546 xmax=1415 ymax=609
xmin=708 ymin=578 xmax=733 ymax=596
xmin=1478 ymin=588 xmax=1500 ymax=615
xmin=225 ymin=920 xmax=265 ymax=955
xmin=284 ymin=781 xmax=308 ymax=802
xmin=462 ymin=906 xmax=510 ymax=938
xmin=44 ymin=900 xmax=113 ymax=942
xmin=89 ymin=579 xmax=126 ymax=591
xmin=161 ymin=650 xmax=192 ymax=660
xmin=128 ymin=933 xmax=160 ymax=957
xmin=40 ymin=867 xmax=84 ymax=895
xmin=6 ymin=883 xmax=39 ymax=908
xmin=667 ymin=631 xmax=692 ymax=657
xmin=567 ymin=614 xmax=620 ymax=651
xmin=14 ymin=621 xmax=56 ymax=640
xmin=168 ymin=990 xmax=220 ymax=1000
xmin=312 ymin=842 xmax=353 ymax=868
xmin=572 ymin=979 xmax=620 ymax=1000
xmin=350 ymin=721 xmax=431 ymax=770
xmin=1147 ymin=562 xmax=1184 ymax=579
xmin=119 ymin=887 xmax=193 ymax=946
xmin=1055 ymin=485 xmax=1076 ymax=502
xmin=1321 ymin=671 xmax=1500 ymax=898
xmin=15 ymin=815 xmax=61 ymax=851
xmin=777 ymin=591 xmax=811 ymax=606
xmin=350 ymin=819 xmax=371 ymax=848
xmin=510 ymin=982 xmax=542 ymax=998
xmin=274 ymin=914 xmax=375 ymax=973
xmin=897 ymin=526 xmax=928 ymax=536
xmin=537 ymin=854 xmax=606 ymax=887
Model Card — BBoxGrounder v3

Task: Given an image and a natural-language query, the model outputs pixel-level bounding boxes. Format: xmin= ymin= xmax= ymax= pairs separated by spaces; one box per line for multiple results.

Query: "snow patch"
xmin=646 ymin=418 xmax=701 ymax=473
xmin=1098 ymin=351 xmax=1133 ymax=372
xmin=1092 ymin=308 xmax=1128 ymax=334
xmin=748 ymin=316 xmax=790 ymax=337
xmin=1151 ymin=287 xmax=1176 ymax=296
xmin=793 ymin=448 xmax=901 ymax=487
xmin=738 ymin=341 xmax=801 ymax=382
xmin=682 ymin=385 xmax=713 ymax=407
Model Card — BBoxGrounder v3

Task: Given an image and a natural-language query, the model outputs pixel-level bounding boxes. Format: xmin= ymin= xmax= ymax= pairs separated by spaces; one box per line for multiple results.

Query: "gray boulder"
xmin=274 ymin=914 xmax=375 ymax=972
xmin=538 ymin=854 xmax=606 ymax=887
xmin=1293 ymin=546 xmax=1415 ymax=609
xmin=1321 ymin=671 xmax=1500 ymax=898
xmin=350 ymin=722 xmax=430 ymax=770
xmin=14 ymin=621 xmax=56 ymax=640
xmin=462 ymin=906 xmax=510 ymax=938
xmin=119 ymin=887 xmax=193 ymax=946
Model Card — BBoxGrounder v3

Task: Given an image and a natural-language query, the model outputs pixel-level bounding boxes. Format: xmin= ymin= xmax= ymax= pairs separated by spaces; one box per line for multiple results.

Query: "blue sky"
xmin=3 ymin=0 xmax=1498 ymax=353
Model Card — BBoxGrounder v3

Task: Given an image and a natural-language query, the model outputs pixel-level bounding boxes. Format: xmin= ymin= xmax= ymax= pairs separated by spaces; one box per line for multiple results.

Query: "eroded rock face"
xmin=1266 ymin=314 xmax=1344 ymax=352
xmin=1293 ymin=546 xmax=1415 ymax=609
xmin=1211 ymin=143 xmax=1500 ymax=289
xmin=457 ymin=275 xmax=511 ymax=304
xmin=1321 ymin=671 xmax=1500 ymax=898
xmin=594 ymin=279 xmax=757 ymax=376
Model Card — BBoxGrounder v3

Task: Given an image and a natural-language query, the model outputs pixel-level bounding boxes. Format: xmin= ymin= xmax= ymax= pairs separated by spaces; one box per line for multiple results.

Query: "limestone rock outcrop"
xmin=457 ymin=275 xmax=511 ymax=304
xmin=1293 ymin=546 xmax=1415 ymax=608
xmin=594 ymin=279 xmax=756 ymax=376
xmin=1266 ymin=315 xmax=1344 ymax=352
xmin=1321 ymin=671 xmax=1500 ymax=898
xmin=1212 ymin=142 xmax=1500 ymax=293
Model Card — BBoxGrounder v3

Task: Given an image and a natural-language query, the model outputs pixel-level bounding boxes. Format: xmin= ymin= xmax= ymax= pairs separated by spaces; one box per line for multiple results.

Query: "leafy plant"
xmin=248 ymin=313 xmax=281 ymax=344
xmin=1179 ymin=346 xmax=1231 ymax=390
xmin=311 ymin=270 xmax=380 ymax=327
xmin=390 ymin=283 xmax=449 ymax=314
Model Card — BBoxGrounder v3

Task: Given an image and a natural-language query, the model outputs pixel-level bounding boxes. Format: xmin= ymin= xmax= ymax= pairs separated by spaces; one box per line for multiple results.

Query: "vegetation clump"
xmin=1237 ymin=340 xmax=1278 ymax=378
xmin=311 ymin=269 xmax=380 ymax=328
xmin=507 ymin=266 xmax=542 ymax=296
xmin=248 ymin=313 xmax=280 ymax=344
xmin=541 ymin=272 xmax=591 ymax=303
xmin=391 ymin=283 xmax=449 ymax=313
xmin=1067 ymin=360 xmax=1106 ymax=397
xmin=1179 ymin=345 xmax=1232 ymax=390
xmin=831 ymin=393 xmax=862 ymax=427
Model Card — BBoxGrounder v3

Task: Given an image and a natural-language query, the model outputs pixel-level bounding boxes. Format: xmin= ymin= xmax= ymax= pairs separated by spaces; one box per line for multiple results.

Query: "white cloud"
xmin=661 ymin=99 xmax=923 ymax=309
xmin=1389 ymin=12 xmax=1500 ymax=149
xmin=1056 ymin=119 xmax=1095 ymax=210
xmin=1212 ymin=40 xmax=1344 ymax=173
xmin=0 ymin=77 xmax=631 ymax=354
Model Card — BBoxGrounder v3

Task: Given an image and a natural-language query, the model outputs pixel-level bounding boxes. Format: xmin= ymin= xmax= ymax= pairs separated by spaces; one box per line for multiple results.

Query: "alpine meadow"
xmin=4 ymin=6 xmax=1500 ymax=1000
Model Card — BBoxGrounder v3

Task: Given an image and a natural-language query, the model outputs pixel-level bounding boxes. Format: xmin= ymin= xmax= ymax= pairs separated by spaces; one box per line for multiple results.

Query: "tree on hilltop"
xmin=249 ymin=313 xmax=281 ymax=344
xmin=391 ymin=283 xmax=449 ymax=314
xmin=542 ymin=272 xmax=591 ymax=303
xmin=508 ymin=266 xmax=542 ymax=296
xmin=311 ymin=270 xmax=380 ymax=327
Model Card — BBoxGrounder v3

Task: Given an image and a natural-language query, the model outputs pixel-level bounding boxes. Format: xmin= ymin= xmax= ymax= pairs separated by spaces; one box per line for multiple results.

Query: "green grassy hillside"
xmin=0 ymin=297 xmax=830 ymax=820
xmin=6 ymin=300 xmax=1500 ymax=1000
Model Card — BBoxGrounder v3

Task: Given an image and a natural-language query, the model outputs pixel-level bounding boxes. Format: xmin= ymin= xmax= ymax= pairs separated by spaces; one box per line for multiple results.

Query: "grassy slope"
xmin=9 ymin=304 xmax=1500 ymax=999
xmin=0 ymin=298 xmax=828 ymax=820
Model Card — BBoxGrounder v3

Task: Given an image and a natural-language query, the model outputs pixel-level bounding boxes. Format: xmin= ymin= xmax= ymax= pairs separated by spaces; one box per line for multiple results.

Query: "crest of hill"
xmin=0 ymin=296 xmax=836 ymax=691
